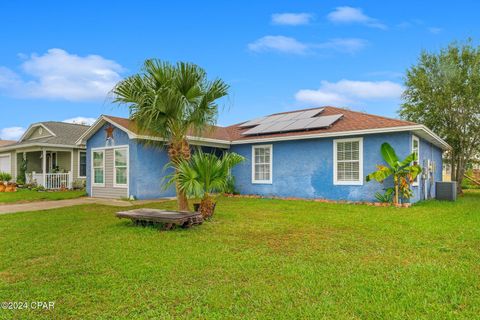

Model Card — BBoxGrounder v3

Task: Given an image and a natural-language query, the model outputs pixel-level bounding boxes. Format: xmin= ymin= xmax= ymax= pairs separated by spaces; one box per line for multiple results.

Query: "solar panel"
xmin=242 ymin=122 xmax=278 ymax=135
xmin=239 ymin=117 xmax=267 ymax=127
xmin=258 ymin=120 xmax=297 ymax=133
xmin=282 ymin=117 xmax=317 ymax=131
xmin=304 ymin=114 xmax=343 ymax=129
xmin=241 ymin=108 xmax=324 ymax=127
xmin=262 ymin=114 xmax=290 ymax=123
xmin=293 ymin=109 xmax=324 ymax=120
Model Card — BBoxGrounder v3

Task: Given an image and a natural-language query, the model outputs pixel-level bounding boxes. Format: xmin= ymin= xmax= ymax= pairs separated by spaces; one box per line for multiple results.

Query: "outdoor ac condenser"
xmin=435 ymin=182 xmax=457 ymax=201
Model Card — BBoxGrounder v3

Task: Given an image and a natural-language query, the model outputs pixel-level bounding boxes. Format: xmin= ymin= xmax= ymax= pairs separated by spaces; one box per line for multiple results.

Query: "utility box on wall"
xmin=436 ymin=182 xmax=457 ymax=201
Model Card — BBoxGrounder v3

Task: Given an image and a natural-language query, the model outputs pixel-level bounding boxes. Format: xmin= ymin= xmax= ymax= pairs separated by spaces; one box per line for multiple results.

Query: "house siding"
xmin=86 ymin=123 xmax=176 ymax=199
xmin=56 ymin=151 xmax=71 ymax=172
xmin=411 ymin=135 xmax=443 ymax=202
xmin=11 ymin=151 xmax=16 ymax=180
xmin=91 ymin=148 xmax=128 ymax=199
xmin=230 ymin=131 xmax=442 ymax=203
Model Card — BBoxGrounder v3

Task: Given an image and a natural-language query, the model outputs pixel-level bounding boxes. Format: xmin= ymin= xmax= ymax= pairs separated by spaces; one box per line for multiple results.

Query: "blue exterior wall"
xmin=86 ymin=123 xmax=175 ymax=199
xmin=230 ymin=132 xmax=443 ymax=203
xmin=411 ymin=136 xmax=443 ymax=202
xmin=86 ymin=123 xmax=444 ymax=203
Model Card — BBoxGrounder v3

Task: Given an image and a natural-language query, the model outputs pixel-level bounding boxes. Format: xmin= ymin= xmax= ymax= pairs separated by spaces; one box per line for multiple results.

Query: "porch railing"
xmin=27 ymin=172 xmax=73 ymax=190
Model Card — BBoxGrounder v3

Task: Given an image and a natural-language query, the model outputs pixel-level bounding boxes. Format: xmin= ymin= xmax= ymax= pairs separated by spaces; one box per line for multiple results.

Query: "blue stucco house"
xmin=76 ymin=107 xmax=450 ymax=203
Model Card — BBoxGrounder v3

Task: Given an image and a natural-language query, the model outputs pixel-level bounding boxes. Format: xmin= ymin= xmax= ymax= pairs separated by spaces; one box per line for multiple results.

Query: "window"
xmin=114 ymin=148 xmax=128 ymax=187
xmin=252 ymin=145 xmax=272 ymax=184
xmin=334 ymin=138 xmax=363 ymax=185
xmin=412 ymin=135 xmax=420 ymax=186
xmin=92 ymin=150 xmax=104 ymax=186
xmin=79 ymin=151 xmax=87 ymax=178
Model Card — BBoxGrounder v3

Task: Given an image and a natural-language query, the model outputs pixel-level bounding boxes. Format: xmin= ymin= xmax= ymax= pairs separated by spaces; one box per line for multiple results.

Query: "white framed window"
xmin=78 ymin=151 xmax=87 ymax=178
xmin=114 ymin=148 xmax=128 ymax=188
xmin=252 ymin=144 xmax=273 ymax=184
xmin=333 ymin=138 xmax=363 ymax=185
xmin=92 ymin=150 xmax=105 ymax=187
xmin=412 ymin=135 xmax=420 ymax=186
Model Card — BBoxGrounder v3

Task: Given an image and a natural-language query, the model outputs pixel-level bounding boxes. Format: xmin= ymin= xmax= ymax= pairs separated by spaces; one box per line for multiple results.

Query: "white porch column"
xmin=42 ymin=148 xmax=47 ymax=188
xmin=70 ymin=150 xmax=74 ymax=189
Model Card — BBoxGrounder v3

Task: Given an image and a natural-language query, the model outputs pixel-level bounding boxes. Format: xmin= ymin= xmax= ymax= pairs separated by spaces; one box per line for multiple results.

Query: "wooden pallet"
xmin=116 ymin=208 xmax=203 ymax=230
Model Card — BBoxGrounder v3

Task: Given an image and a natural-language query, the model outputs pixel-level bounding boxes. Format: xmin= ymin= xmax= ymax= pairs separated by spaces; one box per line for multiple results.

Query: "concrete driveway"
xmin=0 ymin=197 xmax=170 ymax=215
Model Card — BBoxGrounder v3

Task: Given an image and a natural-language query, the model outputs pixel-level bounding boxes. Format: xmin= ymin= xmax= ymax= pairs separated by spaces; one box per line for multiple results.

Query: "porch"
xmin=18 ymin=149 xmax=75 ymax=190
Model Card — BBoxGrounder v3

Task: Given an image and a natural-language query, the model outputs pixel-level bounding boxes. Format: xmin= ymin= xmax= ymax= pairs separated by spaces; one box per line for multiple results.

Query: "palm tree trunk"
xmin=175 ymin=175 xmax=189 ymax=211
xmin=168 ymin=139 xmax=191 ymax=211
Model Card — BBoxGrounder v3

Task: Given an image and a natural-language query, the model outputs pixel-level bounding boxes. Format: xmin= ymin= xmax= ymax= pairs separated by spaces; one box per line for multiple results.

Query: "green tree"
xmin=112 ymin=59 xmax=229 ymax=210
xmin=167 ymin=151 xmax=245 ymax=218
xmin=366 ymin=143 xmax=422 ymax=205
xmin=400 ymin=41 xmax=480 ymax=194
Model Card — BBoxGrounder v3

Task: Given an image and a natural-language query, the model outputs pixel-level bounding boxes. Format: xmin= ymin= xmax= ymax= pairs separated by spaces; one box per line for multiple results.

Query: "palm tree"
xmin=112 ymin=59 xmax=229 ymax=211
xmin=366 ymin=143 xmax=422 ymax=205
xmin=167 ymin=151 xmax=245 ymax=218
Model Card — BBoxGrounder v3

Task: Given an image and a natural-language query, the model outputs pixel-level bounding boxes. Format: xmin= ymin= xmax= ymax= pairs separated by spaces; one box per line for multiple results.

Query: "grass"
xmin=0 ymin=191 xmax=479 ymax=319
xmin=0 ymin=189 xmax=86 ymax=204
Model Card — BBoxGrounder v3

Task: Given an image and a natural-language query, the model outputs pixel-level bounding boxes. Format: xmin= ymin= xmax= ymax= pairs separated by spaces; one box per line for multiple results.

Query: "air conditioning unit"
xmin=435 ymin=182 xmax=457 ymax=201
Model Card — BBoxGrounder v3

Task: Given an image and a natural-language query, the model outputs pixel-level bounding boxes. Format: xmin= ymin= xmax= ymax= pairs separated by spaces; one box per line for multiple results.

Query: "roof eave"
xmin=231 ymin=125 xmax=451 ymax=150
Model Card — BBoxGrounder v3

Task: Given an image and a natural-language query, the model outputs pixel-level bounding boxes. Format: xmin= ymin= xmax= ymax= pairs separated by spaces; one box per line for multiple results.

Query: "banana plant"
xmin=366 ymin=143 xmax=422 ymax=205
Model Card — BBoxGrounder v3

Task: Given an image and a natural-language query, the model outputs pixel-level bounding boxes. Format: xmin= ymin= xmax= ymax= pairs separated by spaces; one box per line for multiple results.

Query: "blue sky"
xmin=0 ymin=0 xmax=479 ymax=140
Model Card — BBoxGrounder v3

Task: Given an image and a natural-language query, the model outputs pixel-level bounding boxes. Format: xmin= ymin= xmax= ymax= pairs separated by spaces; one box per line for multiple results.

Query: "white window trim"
xmin=113 ymin=147 xmax=129 ymax=188
xmin=251 ymin=144 xmax=273 ymax=184
xmin=412 ymin=135 xmax=420 ymax=186
xmin=333 ymin=137 xmax=364 ymax=186
xmin=78 ymin=151 xmax=87 ymax=178
xmin=91 ymin=149 xmax=105 ymax=187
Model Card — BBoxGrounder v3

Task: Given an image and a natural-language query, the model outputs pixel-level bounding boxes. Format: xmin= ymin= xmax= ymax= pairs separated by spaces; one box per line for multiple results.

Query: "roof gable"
xmin=21 ymin=123 xmax=56 ymax=141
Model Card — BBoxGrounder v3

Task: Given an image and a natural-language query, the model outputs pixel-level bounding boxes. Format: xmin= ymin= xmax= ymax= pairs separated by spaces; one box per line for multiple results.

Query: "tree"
xmin=366 ymin=143 xmax=422 ymax=205
xmin=112 ymin=59 xmax=229 ymax=210
xmin=400 ymin=41 xmax=480 ymax=194
xmin=167 ymin=151 xmax=245 ymax=218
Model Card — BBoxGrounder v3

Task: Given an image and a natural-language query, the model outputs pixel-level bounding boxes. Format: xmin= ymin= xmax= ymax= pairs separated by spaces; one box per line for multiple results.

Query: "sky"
xmin=0 ymin=0 xmax=479 ymax=140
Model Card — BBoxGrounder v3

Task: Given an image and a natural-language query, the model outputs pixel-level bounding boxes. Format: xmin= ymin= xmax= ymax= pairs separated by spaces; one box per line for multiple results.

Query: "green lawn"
xmin=0 ymin=189 xmax=86 ymax=204
xmin=0 ymin=191 xmax=479 ymax=319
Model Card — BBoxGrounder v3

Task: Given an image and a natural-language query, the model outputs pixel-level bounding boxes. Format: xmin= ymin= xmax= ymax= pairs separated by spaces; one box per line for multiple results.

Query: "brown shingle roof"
xmin=225 ymin=106 xmax=416 ymax=141
xmin=103 ymin=115 xmax=231 ymax=141
xmin=0 ymin=140 xmax=16 ymax=147
xmin=104 ymin=106 xmax=416 ymax=143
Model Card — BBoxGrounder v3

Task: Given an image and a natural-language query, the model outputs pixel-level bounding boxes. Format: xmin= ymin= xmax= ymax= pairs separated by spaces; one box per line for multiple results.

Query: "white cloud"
xmin=314 ymin=38 xmax=368 ymax=54
xmin=248 ymin=36 xmax=309 ymax=54
xmin=0 ymin=127 xmax=25 ymax=140
xmin=248 ymin=36 xmax=367 ymax=55
xmin=63 ymin=117 xmax=97 ymax=125
xmin=271 ymin=13 xmax=313 ymax=25
xmin=428 ymin=27 xmax=442 ymax=34
xmin=0 ymin=48 xmax=124 ymax=101
xmin=327 ymin=6 xmax=386 ymax=29
xmin=295 ymin=80 xmax=404 ymax=106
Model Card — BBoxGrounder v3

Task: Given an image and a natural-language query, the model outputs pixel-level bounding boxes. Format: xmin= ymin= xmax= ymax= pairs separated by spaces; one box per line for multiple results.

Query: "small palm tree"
xmin=167 ymin=151 xmax=245 ymax=218
xmin=112 ymin=59 xmax=229 ymax=211
xmin=366 ymin=143 xmax=422 ymax=205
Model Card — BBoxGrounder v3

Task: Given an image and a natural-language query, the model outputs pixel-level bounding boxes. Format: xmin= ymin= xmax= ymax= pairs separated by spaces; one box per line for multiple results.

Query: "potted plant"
xmin=366 ymin=143 xmax=422 ymax=206
xmin=166 ymin=151 xmax=245 ymax=218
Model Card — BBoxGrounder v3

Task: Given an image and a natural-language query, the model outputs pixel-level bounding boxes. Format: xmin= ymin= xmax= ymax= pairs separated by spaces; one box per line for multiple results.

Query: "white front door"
xmin=0 ymin=154 xmax=11 ymax=174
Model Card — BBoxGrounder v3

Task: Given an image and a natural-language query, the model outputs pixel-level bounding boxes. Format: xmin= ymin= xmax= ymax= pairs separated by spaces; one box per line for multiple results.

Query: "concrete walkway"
xmin=0 ymin=197 xmax=170 ymax=215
